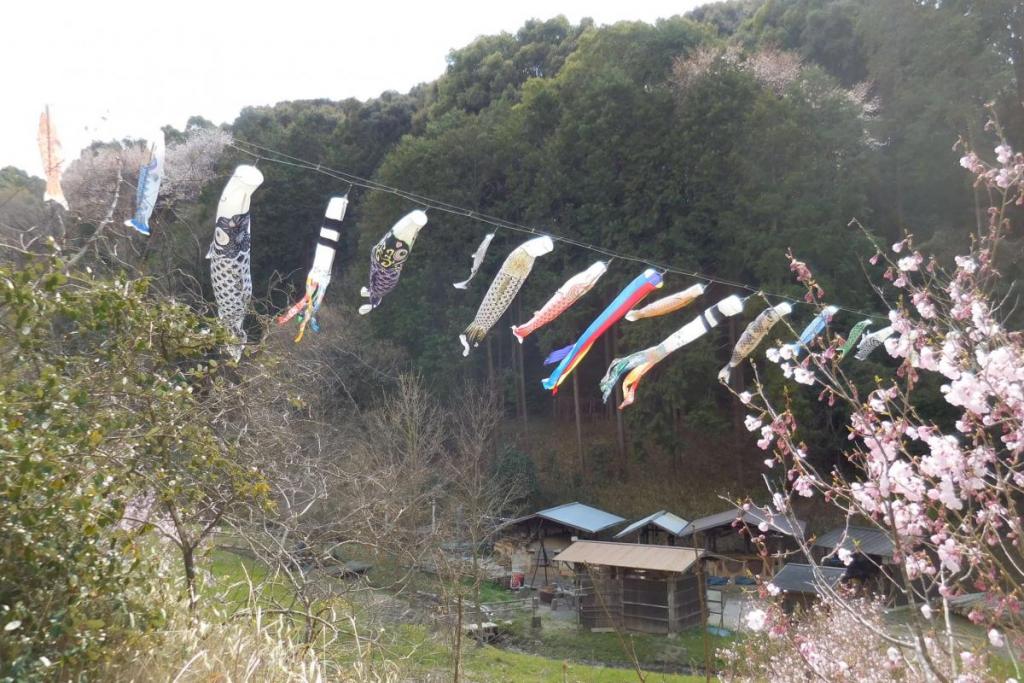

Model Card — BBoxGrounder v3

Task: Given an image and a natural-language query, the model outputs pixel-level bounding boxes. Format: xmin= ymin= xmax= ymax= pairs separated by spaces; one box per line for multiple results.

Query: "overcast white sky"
xmin=4 ymin=0 xmax=704 ymax=175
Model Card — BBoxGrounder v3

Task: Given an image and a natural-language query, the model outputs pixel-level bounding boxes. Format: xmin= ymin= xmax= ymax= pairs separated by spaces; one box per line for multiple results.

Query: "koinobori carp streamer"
xmin=718 ymin=303 xmax=792 ymax=383
xmin=839 ymin=319 xmax=873 ymax=360
xmin=453 ymin=232 xmax=495 ymax=289
xmin=207 ymin=165 xmax=264 ymax=361
xmin=461 ymin=235 xmax=554 ymax=355
xmin=512 ymin=261 xmax=607 ymax=342
xmin=37 ymin=106 xmax=68 ymax=210
xmin=277 ymin=196 xmax=348 ymax=342
xmin=601 ymin=295 xmax=746 ymax=408
xmin=624 ymin=283 xmax=705 ymax=321
xmin=787 ymin=305 xmax=839 ymax=357
xmin=855 ymin=325 xmax=895 ymax=361
xmin=542 ymin=268 xmax=663 ymax=393
xmin=359 ymin=210 xmax=428 ymax=315
xmin=124 ymin=131 xmax=165 ymax=236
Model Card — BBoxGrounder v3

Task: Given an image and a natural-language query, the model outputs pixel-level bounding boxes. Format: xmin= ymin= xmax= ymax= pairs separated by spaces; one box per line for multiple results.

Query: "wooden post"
xmin=575 ymin=571 xmax=582 ymax=628
xmin=618 ymin=570 xmax=624 ymax=628
xmin=697 ymin=556 xmax=712 ymax=683
xmin=667 ymin=574 xmax=677 ymax=635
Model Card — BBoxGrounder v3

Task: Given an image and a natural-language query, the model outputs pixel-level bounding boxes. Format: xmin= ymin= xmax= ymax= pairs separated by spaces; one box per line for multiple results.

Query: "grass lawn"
xmin=507 ymin=612 xmax=733 ymax=672
xmin=477 ymin=577 xmax=519 ymax=603
xmin=204 ymin=549 xmax=718 ymax=681
xmin=361 ymin=557 xmax=521 ymax=604
xmin=206 ymin=547 xmax=296 ymax=607
xmin=464 ymin=645 xmax=708 ymax=682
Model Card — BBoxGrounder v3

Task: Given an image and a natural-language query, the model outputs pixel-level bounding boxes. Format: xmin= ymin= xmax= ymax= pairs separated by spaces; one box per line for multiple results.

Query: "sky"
xmin=4 ymin=0 xmax=704 ymax=175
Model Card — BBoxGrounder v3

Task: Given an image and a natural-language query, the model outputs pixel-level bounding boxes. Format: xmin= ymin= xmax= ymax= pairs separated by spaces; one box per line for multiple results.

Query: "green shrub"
xmin=0 ymin=256 xmax=259 ymax=680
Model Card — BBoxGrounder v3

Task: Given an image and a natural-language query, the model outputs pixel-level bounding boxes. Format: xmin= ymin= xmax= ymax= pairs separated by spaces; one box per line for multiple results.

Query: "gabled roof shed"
xmin=614 ymin=510 xmax=690 ymax=541
xmin=506 ymin=502 xmax=625 ymax=535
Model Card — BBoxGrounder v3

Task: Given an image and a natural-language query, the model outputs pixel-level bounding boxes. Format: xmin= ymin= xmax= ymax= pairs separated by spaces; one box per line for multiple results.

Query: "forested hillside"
xmin=3 ymin=2 xmax=1019 ymax=515
xmin=215 ymin=0 xmax=1021 ymax=510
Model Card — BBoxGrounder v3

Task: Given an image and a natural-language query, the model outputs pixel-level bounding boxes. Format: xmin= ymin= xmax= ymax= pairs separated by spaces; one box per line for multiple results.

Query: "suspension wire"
xmin=226 ymin=138 xmax=887 ymax=322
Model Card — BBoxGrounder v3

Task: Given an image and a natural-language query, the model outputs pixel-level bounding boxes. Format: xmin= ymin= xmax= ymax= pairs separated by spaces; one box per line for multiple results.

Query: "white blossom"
xmin=745 ymin=608 xmax=767 ymax=632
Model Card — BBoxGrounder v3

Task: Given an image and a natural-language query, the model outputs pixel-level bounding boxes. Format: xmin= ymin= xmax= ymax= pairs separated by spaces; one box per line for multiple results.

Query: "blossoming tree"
xmin=721 ymin=122 xmax=1023 ymax=681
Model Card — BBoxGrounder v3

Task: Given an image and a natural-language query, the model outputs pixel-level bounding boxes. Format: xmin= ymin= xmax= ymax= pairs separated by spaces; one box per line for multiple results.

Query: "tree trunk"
xmin=486 ymin=336 xmax=494 ymax=387
xmin=497 ymin=309 xmax=505 ymax=390
xmin=165 ymin=501 xmax=199 ymax=613
xmin=672 ymin=403 xmax=682 ymax=476
xmin=603 ymin=333 xmax=614 ymax=420
xmin=453 ymin=594 xmax=463 ymax=683
xmin=510 ymin=329 xmax=521 ymax=420
xmin=611 ymin=332 xmax=627 ymax=469
xmin=573 ymin=371 xmax=584 ymax=472
xmin=514 ymin=299 xmax=527 ymax=429
xmin=472 ymin=540 xmax=484 ymax=647
xmin=615 ymin=384 xmax=628 ymax=480
xmin=182 ymin=543 xmax=198 ymax=612
xmin=729 ymin=317 xmax=744 ymax=491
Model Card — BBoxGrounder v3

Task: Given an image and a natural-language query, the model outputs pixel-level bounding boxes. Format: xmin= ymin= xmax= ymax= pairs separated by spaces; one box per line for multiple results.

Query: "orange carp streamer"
xmin=37 ymin=106 xmax=68 ymax=210
xmin=512 ymin=261 xmax=607 ymax=342
xmin=624 ymin=283 xmax=705 ymax=321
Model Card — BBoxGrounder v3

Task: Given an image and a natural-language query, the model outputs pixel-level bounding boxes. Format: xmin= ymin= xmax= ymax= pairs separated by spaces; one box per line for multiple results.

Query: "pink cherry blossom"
xmin=898 ymin=253 xmax=923 ymax=272
xmin=793 ymin=474 xmax=815 ymax=497
xmin=727 ymin=135 xmax=1024 ymax=681
xmin=995 ymin=144 xmax=1013 ymax=165
xmin=793 ymin=366 xmax=815 ymax=385
xmin=954 ymin=255 xmax=977 ymax=274
xmin=912 ymin=292 xmax=937 ymax=319
xmin=988 ymin=628 xmax=1005 ymax=648
xmin=745 ymin=609 xmax=767 ymax=632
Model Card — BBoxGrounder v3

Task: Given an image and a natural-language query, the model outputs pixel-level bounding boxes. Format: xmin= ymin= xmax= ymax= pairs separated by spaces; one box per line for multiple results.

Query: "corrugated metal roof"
xmin=771 ymin=563 xmax=846 ymax=595
xmin=556 ymin=540 xmax=703 ymax=573
xmin=678 ymin=507 xmax=806 ymax=538
xmin=506 ymin=502 xmax=626 ymax=534
xmin=614 ymin=510 xmax=690 ymax=539
xmin=814 ymin=525 xmax=894 ymax=559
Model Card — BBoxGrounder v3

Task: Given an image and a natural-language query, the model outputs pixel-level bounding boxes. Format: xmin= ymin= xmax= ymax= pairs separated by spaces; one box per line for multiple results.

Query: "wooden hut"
xmin=771 ymin=562 xmax=847 ymax=613
xmin=613 ymin=510 xmax=690 ymax=546
xmin=557 ymin=541 xmax=705 ymax=635
xmin=677 ymin=507 xmax=806 ymax=579
xmin=496 ymin=502 xmax=625 ymax=587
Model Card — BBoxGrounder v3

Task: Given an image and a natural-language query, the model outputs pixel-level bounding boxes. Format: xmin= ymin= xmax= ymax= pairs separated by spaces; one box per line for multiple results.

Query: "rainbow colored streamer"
xmin=541 ymin=268 xmax=663 ymax=393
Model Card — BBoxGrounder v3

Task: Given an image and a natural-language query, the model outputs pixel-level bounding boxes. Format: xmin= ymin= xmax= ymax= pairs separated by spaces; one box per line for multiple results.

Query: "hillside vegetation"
xmin=2 ymin=0 xmax=1022 ymax=680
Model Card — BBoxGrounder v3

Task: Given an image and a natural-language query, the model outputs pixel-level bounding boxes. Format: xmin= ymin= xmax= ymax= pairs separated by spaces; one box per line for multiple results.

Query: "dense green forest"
xmin=226 ymin=0 xmax=1021 ymax=509
xmin=4 ymin=0 xmax=1022 ymax=512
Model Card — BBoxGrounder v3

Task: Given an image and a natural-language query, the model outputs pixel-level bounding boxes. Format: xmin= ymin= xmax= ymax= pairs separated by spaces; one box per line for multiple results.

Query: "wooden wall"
xmin=578 ymin=566 xmax=703 ymax=634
